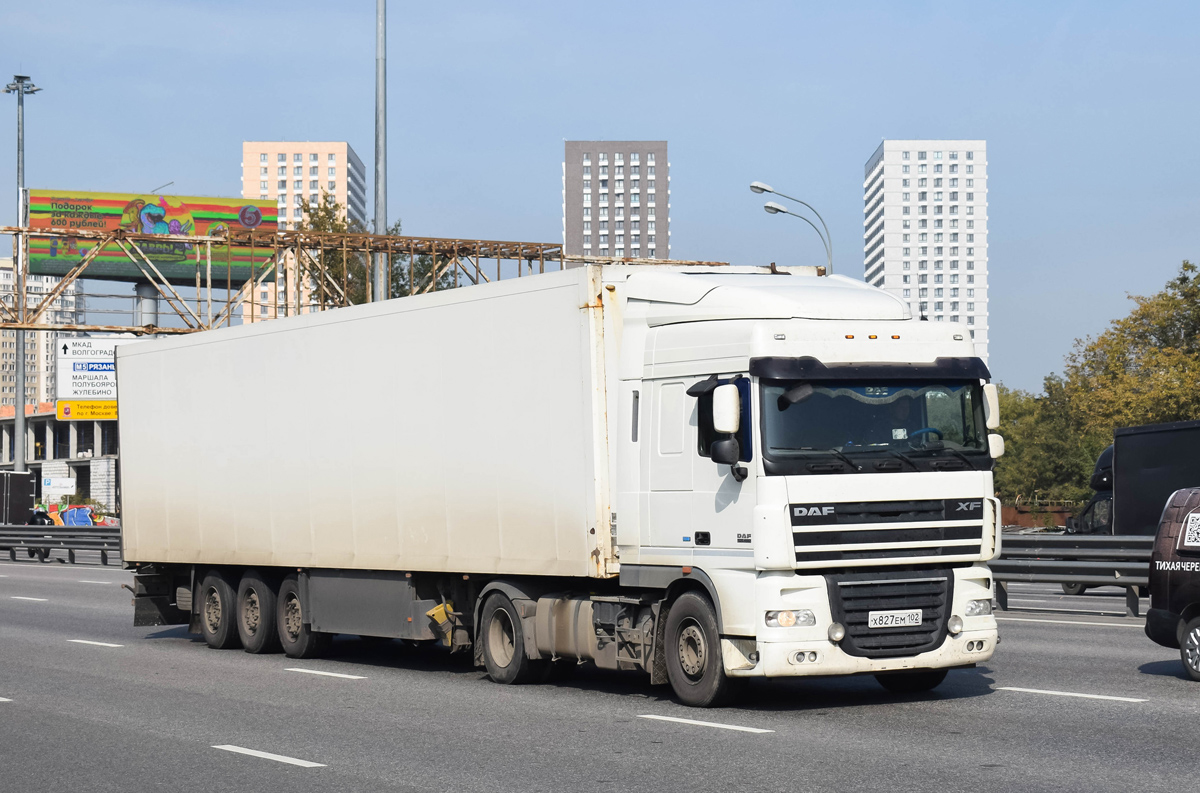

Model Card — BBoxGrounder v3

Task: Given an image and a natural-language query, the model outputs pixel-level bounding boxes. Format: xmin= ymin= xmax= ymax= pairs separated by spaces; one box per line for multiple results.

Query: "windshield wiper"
xmin=880 ymin=448 xmax=921 ymax=471
xmin=926 ymin=445 xmax=977 ymax=468
xmin=823 ymin=448 xmax=863 ymax=471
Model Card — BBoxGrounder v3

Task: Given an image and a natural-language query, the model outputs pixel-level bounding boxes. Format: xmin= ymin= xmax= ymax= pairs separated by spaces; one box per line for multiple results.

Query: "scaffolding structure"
xmin=2 ymin=225 xmax=728 ymax=335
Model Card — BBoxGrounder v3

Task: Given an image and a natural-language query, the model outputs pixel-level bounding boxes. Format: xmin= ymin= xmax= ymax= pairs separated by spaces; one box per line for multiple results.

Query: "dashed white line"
xmin=998 ymin=686 xmax=1147 ymax=703
xmin=78 ymin=580 xmax=110 ymax=585
xmin=0 ymin=697 xmax=11 ymax=702
xmin=211 ymin=745 xmax=326 ymax=768
xmin=10 ymin=596 xmax=47 ymax=602
xmin=996 ymin=617 xmax=1141 ymax=628
xmin=68 ymin=639 xmax=124 ymax=648
xmin=637 ymin=714 xmax=774 ymax=734
xmin=285 ymin=667 xmax=367 ymax=680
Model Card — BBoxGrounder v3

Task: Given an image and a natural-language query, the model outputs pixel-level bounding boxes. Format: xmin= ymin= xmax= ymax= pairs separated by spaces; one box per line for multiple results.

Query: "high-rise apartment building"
xmin=240 ymin=142 xmax=368 ymax=321
xmin=241 ymin=141 xmax=368 ymax=231
xmin=863 ymin=140 xmax=989 ymax=360
xmin=0 ymin=257 xmax=81 ymax=405
xmin=562 ymin=141 xmax=670 ymax=259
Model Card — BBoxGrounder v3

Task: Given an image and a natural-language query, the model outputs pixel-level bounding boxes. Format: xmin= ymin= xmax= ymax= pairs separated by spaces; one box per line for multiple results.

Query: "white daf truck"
xmin=119 ymin=262 xmax=1002 ymax=707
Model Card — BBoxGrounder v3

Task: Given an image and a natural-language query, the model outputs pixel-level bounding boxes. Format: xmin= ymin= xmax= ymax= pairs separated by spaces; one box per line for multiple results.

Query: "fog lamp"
xmin=947 ymin=615 xmax=964 ymax=635
xmin=828 ymin=622 xmax=846 ymax=642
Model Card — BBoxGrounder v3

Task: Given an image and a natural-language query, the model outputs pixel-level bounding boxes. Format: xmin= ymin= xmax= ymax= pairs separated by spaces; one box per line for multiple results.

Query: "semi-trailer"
xmin=119 ymin=262 xmax=1003 ymax=706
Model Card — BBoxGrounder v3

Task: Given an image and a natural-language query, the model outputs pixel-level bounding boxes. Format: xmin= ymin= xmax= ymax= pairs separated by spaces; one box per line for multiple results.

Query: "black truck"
xmin=1070 ymin=420 xmax=1200 ymax=536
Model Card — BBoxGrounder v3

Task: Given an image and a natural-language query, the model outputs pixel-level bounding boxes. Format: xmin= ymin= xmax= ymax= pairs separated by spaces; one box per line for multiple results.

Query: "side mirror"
xmin=711 ymin=437 xmax=740 ymax=465
xmin=988 ymin=433 xmax=1005 ymax=459
xmin=983 ymin=383 xmax=1000 ymax=430
xmin=712 ymin=383 xmax=741 ymax=434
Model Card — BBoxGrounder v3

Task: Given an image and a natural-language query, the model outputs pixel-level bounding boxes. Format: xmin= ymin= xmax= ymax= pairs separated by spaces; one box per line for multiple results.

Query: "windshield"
xmin=760 ymin=379 xmax=989 ymax=475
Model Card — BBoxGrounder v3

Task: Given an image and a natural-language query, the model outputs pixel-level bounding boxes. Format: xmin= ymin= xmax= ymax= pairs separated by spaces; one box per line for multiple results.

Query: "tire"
xmin=1179 ymin=617 xmax=1200 ymax=682
xmin=479 ymin=592 xmax=541 ymax=684
xmin=199 ymin=570 xmax=242 ymax=650
xmin=874 ymin=669 xmax=948 ymax=694
xmin=276 ymin=574 xmax=331 ymax=659
xmin=237 ymin=569 xmax=281 ymax=654
xmin=1061 ymin=583 xmax=1088 ymax=596
xmin=664 ymin=591 xmax=736 ymax=707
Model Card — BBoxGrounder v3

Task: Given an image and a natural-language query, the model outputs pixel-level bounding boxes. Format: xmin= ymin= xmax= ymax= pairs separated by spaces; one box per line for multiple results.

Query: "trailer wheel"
xmin=480 ymin=592 xmax=540 ymax=684
xmin=875 ymin=669 xmax=948 ymax=694
xmin=1180 ymin=618 xmax=1200 ymax=682
xmin=1061 ymin=583 xmax=1088 ymax=596
xmin=237 ymin=570 xmax=282 ymax=654
xmin=200 ymin=570 xmax=242 ymax=650
xmin=276 ymin=575 xmax=331 ymax=659
xmin=664 ymin=591 xmax=735 ymax=707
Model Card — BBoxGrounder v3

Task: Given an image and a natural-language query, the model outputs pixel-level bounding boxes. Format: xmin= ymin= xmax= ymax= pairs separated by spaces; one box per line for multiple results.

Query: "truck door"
xmin=647 ymin=379 xmax=694 ymax=554
xmin=689 ymin=377 xmax=756 ymax=560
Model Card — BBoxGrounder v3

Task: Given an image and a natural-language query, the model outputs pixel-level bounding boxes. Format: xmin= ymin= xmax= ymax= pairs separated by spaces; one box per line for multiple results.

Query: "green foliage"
xmin=994 ymin=261 xmax=1200 ymax=503
xmin=300 ymin=193 xmax=370 ymax=305
xmin=380 ymin=219 xmax=458 ymax=297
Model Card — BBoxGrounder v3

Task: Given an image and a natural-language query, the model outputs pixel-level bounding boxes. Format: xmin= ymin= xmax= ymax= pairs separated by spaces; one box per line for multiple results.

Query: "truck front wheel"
xmin=664 ymin=591 xmax=736 ymax=707
xmin=1180 ymin=617 xmax=1200 ymax=682
xmin=200 ymin=570 xmax=241 ymax=650
xmin=276 ymin=575 xmax=331 ymax=659
xmin=237 ymin=570 xmax=282 ymax=654
xmin=480 ymin=592 xmax=540 ymax=684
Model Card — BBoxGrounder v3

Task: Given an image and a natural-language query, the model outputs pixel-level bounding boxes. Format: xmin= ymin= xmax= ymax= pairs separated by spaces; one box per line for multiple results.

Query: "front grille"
xmin=826 ymin=569 xmax=953 ymax=658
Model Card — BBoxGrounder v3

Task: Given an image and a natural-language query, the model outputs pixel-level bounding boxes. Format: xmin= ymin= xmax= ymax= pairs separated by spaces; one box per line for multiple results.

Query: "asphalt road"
xmin=0 ymin=559 xmax=1193 ymax=793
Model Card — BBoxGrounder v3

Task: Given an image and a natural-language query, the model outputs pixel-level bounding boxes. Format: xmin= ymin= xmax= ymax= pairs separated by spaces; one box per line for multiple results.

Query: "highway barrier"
xmin=0 ymin=525 xmax=122 ymax=565
xmin=992 ymin=533 xmax=1153 ymax=617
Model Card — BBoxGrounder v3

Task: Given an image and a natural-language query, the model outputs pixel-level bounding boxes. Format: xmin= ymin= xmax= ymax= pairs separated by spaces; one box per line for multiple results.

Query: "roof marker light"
xmin=868 ymin=335 xmax=878 ymax=339
xmin=892 ymin=335 xmax=901 ymax=339
xmin=845 ymin=335 xmax=854 ymax=339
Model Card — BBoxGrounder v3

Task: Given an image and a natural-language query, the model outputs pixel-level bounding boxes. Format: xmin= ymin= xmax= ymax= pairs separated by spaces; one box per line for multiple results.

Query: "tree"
xmin=380 ymin=219 xmax=457 ymax=297
xmin=299 ymin=192 xmax=370 ymax=305
xmin=992 ymin=261 xmax=1200 ymax=503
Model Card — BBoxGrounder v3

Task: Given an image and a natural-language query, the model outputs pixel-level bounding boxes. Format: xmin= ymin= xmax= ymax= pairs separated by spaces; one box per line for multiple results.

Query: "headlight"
xmin=966 ymin=598 xmax=993 ymax=617
xmin=765 ymin=609 xmax=816 ymax=628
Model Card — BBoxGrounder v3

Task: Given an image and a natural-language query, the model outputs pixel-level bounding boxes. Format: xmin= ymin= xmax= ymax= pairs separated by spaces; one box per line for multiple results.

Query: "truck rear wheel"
xmin=480 ymin=592 xmax=540 ymax=684
xmin=1061 ymin=583 xmax=1088 ymax=596
xmin=276 ymin=575 xmax=331 ymax=659
xmin=875 ymin=669 xmax=948 ymax=694
xmin=1180 ymin=618 xmax=1200 ymax=682
xmin=237 ymin=570 xmax=282 ymax=654
xmin=664 ymin=591 xmax=735 ymax=707
xmin=200 ymin=570 xmax=241 ymax=650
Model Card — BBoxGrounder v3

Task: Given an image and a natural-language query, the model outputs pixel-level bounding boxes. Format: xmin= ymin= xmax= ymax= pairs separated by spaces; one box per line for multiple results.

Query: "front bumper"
xmin=725 ymin=628 xmax=996 ymax=677
xmin=718 ymin=563 xmax=998 ymax=677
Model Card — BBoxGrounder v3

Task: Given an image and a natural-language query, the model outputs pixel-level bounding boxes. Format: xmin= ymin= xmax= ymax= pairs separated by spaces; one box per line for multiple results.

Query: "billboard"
xmin=26 ymin=189 xmax=279 ymax=285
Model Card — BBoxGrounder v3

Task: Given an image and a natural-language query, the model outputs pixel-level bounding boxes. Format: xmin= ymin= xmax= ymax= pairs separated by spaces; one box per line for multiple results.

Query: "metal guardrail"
xmin=0 ymin=525 xmax=122 ymax=565
xmin=992 ymin=533 xmax=1153 ymax=617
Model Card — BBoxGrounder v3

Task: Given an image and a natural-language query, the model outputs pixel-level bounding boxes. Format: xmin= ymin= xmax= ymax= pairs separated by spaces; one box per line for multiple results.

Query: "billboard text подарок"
xmin=27 ymin=190 xmax=279 ymax=286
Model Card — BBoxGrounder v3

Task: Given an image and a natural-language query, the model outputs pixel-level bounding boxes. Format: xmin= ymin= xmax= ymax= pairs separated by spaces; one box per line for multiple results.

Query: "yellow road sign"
xmin=56 ymin=400 xmax=117 ymax=421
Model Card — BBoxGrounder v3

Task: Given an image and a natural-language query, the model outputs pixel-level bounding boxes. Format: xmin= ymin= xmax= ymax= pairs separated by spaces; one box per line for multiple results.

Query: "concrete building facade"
xmin=241 ymin=141 xmax=368 ymax=231
xmin=240 ymin=142 xmax=367 ymax=321
xmin=562 ymin=141 xmax=670 ymax=259
xmin=863 ymin=140 xmax=989 ymax=360
xmin=0 ymin=402 xmax=120 ymax=512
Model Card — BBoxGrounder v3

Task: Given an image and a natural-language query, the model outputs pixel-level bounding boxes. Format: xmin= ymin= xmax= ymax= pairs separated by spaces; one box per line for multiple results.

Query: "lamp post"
xmin=5 ymin=75 xmax=41 ymax=475
xmin=751 ymin=181 xmax=833 ymax=274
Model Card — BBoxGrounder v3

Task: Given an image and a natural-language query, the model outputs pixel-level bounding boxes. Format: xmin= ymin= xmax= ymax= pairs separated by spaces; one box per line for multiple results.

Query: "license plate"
xmin=867 ymin=609 xmax=923 ymax=628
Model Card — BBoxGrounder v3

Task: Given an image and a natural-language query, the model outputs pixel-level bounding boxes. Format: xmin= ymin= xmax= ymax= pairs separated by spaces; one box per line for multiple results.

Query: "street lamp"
xmin=4 ymin=75 xmax=41 ymax=476
xmin=751 ymin=181 xmax=834 ymax=274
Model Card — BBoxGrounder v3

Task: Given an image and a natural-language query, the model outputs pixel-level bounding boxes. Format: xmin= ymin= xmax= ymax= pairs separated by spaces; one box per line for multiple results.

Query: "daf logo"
xmin=956 ymin=501 xmax=982 ymax=512
xmin=794 ymin=506 xmax=836 ymax=517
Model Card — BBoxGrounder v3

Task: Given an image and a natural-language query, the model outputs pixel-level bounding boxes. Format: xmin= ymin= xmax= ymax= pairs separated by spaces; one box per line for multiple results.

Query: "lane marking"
xmin=996 ymin=617 xmax=1141 ymax=628
xmin=0 ymin=697 xmax=10 ymax=702
xmin=212 ymin=745 xmax=326 ymax=768
xmin=998 ymin=686 xmax=1147 ymax=703
xmin=637 ymin=714 xmax=774 ymax=734
xmin=10 ymin=596 xmax=47 ymax=602
xmin=68 ymin=639 xmax=124 ymax=648
xmin=285 ymin=667 xmax=367 ymax=680
xmin=78 ymin=580 xmax=111 ymax=585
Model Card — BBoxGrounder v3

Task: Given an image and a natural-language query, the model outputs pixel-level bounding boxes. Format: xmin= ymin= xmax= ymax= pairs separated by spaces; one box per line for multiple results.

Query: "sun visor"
xmin=750 ymin=356 xmax=992 ymax=381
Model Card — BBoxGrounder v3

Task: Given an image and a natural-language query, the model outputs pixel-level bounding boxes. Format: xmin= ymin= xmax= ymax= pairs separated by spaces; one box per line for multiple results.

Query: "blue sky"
xmin=1 ymin=1 xmax=1197 ymax=390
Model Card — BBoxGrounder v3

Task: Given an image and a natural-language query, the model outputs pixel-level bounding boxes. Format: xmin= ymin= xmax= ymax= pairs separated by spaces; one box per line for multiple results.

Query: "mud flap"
xmin=649 ymin=600 xmax=669 ymax=685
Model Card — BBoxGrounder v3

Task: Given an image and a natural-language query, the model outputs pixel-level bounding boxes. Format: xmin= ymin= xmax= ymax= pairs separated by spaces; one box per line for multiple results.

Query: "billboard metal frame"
xmin=2 ymin=225 xmax=727 ymax=336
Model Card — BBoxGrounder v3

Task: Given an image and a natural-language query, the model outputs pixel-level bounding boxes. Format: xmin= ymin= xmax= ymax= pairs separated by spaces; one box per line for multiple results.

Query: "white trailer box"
xmin=119 ymin=266 xmax=614 ymax=577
